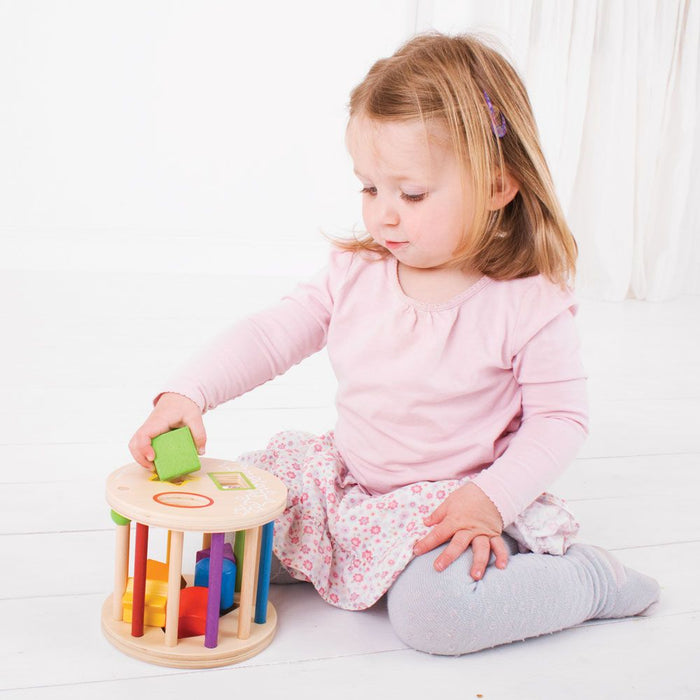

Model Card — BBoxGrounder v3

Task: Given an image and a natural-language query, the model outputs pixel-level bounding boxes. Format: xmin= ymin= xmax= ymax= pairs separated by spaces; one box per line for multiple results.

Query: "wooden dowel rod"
xmin=255 ymin=521 xmax=274 ymax=624
xmin=164 ymin=530 xmax=184 ymax=647
xmin=237 ymin=526 xmax=260 ymax=640
xmin=131 ymin=523 xmax=149 ymax=637
xmin=204 ymin=533 xmax=225 ymax=649
xmin=112 ymin=523 xmax=130 ymax=621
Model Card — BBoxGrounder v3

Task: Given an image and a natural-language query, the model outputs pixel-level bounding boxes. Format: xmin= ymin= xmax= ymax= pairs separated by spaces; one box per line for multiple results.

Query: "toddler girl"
xmin=129 ymin=32 xmax=659 ymax=655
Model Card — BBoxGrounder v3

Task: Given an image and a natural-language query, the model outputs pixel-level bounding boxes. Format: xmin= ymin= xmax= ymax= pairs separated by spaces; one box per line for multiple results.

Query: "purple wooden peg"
xmin=204 ymin=532 xmax=225 ymax=648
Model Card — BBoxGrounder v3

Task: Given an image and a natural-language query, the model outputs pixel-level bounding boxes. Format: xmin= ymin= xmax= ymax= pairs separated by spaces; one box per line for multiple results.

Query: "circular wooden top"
xmin=106 ymin=458 xmax=287 ymax=532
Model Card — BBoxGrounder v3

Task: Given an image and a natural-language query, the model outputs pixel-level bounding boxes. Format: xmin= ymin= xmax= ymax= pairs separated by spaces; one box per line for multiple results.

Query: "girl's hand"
xmin=412 ymin=482 xmax=508 ymax=580
xmin=128 ymin=392 xmax=207 ymax=470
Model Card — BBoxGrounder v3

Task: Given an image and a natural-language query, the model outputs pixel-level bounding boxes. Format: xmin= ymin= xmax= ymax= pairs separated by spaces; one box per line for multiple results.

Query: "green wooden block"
xmin=110 ymin=509 xmax=131 ymax=526
xmin=151 ymin=427 xmax=201 ymax=481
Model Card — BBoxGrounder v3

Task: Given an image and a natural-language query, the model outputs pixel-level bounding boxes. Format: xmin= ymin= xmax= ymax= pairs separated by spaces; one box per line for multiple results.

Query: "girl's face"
xmin=346 ymin=116 xmax=474 ymax=270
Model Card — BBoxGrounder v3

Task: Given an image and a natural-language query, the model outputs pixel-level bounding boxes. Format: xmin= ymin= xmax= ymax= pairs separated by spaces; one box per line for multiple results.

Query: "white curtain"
xmin=415 ymin=0 xmax=700 ymax=300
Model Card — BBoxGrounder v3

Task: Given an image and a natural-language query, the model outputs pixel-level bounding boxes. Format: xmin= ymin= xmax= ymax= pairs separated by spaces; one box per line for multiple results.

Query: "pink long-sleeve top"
xmin=161 ymin=248 xmax=588 ymax=527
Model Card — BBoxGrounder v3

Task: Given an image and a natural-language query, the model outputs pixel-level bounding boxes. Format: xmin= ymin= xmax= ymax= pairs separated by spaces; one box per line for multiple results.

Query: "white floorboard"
xmin=1 ymin=269 xmax=699 ymax=698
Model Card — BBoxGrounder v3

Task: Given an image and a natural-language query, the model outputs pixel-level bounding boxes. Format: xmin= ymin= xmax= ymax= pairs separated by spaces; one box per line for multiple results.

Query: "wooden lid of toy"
xmin=106 ymin=458 xmax=287 ymax=531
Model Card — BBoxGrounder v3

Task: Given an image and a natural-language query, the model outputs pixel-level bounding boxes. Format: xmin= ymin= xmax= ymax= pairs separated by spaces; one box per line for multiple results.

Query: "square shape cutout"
xmin=208 ymin=471 xmax=255 ymax=491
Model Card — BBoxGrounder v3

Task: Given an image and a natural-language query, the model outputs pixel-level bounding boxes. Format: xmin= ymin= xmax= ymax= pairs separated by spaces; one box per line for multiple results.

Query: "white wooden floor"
xmin=1 ymin=269 xmax=699 ymax=699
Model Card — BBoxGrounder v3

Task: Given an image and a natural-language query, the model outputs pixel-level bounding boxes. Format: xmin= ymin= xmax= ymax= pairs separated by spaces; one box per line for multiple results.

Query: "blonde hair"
xmin=337 ymin=32 xmax=577 ymax=286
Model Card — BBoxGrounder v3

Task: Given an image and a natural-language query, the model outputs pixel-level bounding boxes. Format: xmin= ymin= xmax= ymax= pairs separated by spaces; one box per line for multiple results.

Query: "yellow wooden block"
xmin=121 ymin=559 xmax=169 ymax=628
xmin=122 ymin=593 xmax=167 ymax=627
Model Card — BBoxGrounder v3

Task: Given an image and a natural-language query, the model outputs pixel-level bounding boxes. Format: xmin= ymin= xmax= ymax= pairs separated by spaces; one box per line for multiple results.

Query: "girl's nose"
xmin=379 ymin=198 xmax=399 ymax=226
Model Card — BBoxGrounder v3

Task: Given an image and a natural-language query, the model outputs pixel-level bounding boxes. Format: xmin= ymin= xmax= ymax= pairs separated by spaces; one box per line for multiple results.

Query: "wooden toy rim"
xmin=105 ymin=458 xmax=287 ymax=532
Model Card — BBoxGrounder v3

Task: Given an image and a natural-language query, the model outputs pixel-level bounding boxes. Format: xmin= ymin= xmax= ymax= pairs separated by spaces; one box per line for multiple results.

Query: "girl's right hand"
xmin=128 ymin=392 xmax=207 ymax=469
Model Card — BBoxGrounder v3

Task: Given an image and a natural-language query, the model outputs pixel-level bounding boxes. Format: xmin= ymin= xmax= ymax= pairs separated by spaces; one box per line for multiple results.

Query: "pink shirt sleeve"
xmin=158 ymin=251 xmax=350 ymax=412
xmin=471 ymin=285 xmax=589 ymax=526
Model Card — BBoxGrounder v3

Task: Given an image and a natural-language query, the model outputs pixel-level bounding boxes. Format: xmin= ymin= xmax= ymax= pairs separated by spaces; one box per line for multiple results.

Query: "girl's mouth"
xmin=385 ymin=240 xmax=408 ymax=250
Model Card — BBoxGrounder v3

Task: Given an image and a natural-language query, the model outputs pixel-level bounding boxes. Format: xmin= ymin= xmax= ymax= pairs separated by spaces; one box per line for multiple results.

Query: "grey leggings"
xmin=270 ymin=535 xmax=660 ymax=655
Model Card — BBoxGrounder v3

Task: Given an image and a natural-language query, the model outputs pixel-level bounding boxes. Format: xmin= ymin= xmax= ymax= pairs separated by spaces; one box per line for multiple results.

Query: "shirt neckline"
xmin=391 ymin=258 xmax=492 ymax=312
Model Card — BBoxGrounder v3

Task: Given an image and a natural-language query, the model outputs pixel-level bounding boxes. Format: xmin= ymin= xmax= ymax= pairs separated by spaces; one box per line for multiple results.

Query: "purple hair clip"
xmin=483 ymin=91 xmax=507 ymax=138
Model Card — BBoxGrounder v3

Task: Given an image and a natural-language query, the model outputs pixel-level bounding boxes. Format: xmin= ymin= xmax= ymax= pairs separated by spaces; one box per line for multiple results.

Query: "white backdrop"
xmin=1 ymin=0 xmax=698 ymax=299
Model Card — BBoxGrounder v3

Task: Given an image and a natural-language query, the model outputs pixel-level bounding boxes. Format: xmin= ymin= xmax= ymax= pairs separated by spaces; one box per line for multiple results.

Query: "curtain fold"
xmin=416 ymin=0 xmax=700 ymax=300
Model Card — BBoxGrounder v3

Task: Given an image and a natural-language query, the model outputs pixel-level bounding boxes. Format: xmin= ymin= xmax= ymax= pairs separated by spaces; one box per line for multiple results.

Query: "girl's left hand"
xmin=412 ymin=482 xmax=507 ymax=580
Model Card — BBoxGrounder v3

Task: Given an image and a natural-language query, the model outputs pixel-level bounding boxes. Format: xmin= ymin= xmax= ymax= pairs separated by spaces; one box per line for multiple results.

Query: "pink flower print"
xmin=362 ymin=550 xmax=373 ymax=562
xmin=300 ymin=492 xmax=309 ymax=503
xmin=314 ymin=444 xmax=322 ymax=452
xmin=351 ymin=537 xmax=361 ymax=547
xmin=353 ymin=573 xmax=364 ymax=582
xmin=303 ymin=559 xmax=313 ymax=570
xmin=370 ymin=525 xmax=381 ymax=535
xmin=419 ymin=505 xmax=430 ymax=514
xmin=303 ymin=525 xmax=314 ymax=535
xmin=411 ymin=484 xmax=423 ymax=494
xmin=388 ymin=500 xmax=398 ymax=510
xmin=286 ymin=470 xmax=296 ymax=480
xmin=437 ymin=490 xmax=446 ymax=500
xmin=328 ymin=494 xmax=337 ymax=504
xmin=359 ymin=516 xmax=369 ymax=525
xmin=406 ymin=521 xmax=416 ymax=532
xmin=330 ymin=593 xmax=339 ymax=604
xmin=300 ymin=544 xmax=310 ymax=554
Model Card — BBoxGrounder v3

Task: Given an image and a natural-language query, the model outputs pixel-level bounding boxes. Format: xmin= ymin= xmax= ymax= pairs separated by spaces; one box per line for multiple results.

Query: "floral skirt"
xmin=237 ymin=430 xmax=579 ymax=611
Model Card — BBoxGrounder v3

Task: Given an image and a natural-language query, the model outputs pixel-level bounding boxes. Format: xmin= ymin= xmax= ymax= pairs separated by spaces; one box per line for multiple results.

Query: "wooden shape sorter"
xmin=101 ymin=458 xmax=287 ymax=669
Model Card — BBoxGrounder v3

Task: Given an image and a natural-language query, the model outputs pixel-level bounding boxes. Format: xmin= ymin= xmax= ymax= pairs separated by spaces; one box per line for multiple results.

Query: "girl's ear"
xmin=488 ymin=169 xmax=519 ymax=211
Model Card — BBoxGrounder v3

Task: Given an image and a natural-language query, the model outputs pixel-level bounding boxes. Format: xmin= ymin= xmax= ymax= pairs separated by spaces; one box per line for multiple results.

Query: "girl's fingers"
xmin=128 ymin=418 xmax=180 ymax=468
xmin=470 ymin=535 xmax=491 ymax=580
xmin=423 ymin=500 xmax=447 ymax=527
xmin=433 ymin=530 xmax=473 ymax=572
xmin=413 ymin=521 xmax=452 ymax=556
xmin=129 ymin=440 xmax=154 ymax=469
xmin=128 ymin=394 xmax=206 ymax=470
xmin=187 ymin=417 xmax=208 ymax=455
xmin=490 ymin=535 xmax=510 ymax=570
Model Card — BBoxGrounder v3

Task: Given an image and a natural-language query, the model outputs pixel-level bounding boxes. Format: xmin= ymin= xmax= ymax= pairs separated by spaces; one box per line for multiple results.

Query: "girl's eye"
xmin=359 ymin=187 xmax=427 ymax=202
xmin=401 ymin=192 xmax=427 ymax=203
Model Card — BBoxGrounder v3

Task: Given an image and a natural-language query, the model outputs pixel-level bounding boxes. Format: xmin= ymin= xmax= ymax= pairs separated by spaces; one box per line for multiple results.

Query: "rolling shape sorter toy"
xmin=101 ymin=428 xmax=288 ymax=668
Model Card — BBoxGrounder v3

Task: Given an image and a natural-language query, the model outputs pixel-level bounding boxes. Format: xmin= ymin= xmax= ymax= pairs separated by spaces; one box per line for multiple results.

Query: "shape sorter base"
xmin=101 ymin=596 xmax=278 ymax=669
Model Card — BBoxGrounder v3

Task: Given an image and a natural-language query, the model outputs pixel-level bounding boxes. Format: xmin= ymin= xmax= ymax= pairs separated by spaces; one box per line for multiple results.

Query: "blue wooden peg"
xmin=254 ymin=522 xmax=274 ymax=624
